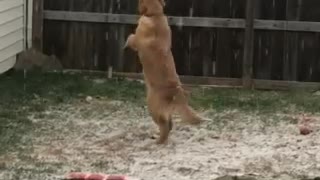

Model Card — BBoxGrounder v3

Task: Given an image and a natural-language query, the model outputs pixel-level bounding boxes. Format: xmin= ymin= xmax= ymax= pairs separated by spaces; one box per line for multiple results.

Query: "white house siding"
xmin=0 ymin=0 xmax=31 ymax=74
xmin=27 ymin=0 xmax=32 ymax=48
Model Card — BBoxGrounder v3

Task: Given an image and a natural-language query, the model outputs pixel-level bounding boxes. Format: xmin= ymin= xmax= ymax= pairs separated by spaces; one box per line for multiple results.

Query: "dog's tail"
xmin=177 ymin=104 xmax=204 ymax=125
xmin=171 ymin=86 xmax=204 ymax=125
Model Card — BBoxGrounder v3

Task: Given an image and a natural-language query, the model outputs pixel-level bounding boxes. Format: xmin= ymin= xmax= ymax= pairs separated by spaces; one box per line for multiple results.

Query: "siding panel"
xmin=0 ymin=40 xmax=24 ymax=63
xmin=0 ymin=17 xmax=23 ymax=37
xmin=0 ymin=56 xmax=16 ymax=73
xmin=0 ymin=6 xmax=24 ymax=25
xmin=0 ymin=1 xmax=25 ymax=74
xmin=0 ymin=0 xmax=23 ymax=12
xmin=0 ymin=29 xmax=24 ymax=50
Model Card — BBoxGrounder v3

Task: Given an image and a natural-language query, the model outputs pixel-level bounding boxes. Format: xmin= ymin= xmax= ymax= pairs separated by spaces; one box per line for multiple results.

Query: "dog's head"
xmin=138 ymin=0 xmax=166 ymax=16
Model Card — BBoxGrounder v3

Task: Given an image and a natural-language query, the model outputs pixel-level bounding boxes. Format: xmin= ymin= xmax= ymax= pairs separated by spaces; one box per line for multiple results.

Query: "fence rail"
xmin=62 ymin=70 xmax=320 ymax=91
xmin=44 ymin=10 xmax=320 ymax=32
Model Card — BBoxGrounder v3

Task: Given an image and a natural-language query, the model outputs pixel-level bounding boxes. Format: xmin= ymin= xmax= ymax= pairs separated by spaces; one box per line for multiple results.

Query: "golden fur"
xmin=138 ymin=0 xmax=166 ymax=16
xmin=124 ymin=0 xmax=203 ymax=144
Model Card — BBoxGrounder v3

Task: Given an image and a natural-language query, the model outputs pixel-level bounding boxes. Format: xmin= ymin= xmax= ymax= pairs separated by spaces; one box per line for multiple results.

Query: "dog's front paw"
xmin=124 ymin=34 xmax=137 ymax=51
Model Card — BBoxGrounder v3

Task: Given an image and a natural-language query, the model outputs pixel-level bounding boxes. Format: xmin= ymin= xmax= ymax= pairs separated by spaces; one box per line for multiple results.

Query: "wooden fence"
xmin=32 ymin=0 xmax=320 ymax=90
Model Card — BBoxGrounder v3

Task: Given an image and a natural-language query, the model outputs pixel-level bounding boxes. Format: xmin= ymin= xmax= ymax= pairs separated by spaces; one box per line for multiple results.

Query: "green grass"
xmin=0 ymin=71 xmax=144 ymax=155
xmin=190 ymin=87 xmax=320 ymax=113
xmin=0 ymin=71 xmax=319 ymax=155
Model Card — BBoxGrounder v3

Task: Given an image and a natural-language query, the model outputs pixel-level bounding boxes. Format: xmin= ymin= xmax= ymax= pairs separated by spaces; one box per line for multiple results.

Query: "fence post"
xmin=32 ymin=0 xmax=44 ymax=51
xmin=242 ymin=0 xmax=256 ymax=88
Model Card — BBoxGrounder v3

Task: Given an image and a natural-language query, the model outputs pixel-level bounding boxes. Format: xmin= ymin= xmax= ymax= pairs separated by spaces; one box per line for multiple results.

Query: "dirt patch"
xmin=15 ymin=49 xmax=63 ymax=71
xmin=1 ymin=98 xmax=320 ymax=180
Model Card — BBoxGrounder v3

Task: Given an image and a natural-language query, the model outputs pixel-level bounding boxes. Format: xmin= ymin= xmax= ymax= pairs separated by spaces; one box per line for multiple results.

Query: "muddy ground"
xmin=0 ymin=96 xmax=319 ymax=180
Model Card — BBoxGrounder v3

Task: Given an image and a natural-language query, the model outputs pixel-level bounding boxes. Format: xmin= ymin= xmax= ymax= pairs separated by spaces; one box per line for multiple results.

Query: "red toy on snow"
xmin=64 ymin=172 xmax=140 ymax=180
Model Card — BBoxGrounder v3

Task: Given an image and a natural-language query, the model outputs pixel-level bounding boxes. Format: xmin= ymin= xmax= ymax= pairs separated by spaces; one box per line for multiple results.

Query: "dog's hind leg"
xmin=147 ymin=92 xmax=172 ymax=144
xmin=148 ymin=108 xmax=172 ymax=144
xmin=155 ymin=114 xmax=171 ymax=144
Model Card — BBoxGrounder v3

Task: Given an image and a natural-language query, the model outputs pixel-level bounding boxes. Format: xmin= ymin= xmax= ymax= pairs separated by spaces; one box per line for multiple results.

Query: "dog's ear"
xmin=138 ymin=0 xmax=147 ymax=14
xmin=139 ymin=0 xmax=164 ymax=16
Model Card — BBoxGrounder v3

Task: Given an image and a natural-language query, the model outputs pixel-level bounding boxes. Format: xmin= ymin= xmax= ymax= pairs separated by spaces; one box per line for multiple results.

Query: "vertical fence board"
xmin=283 ymin=0 xmax=301 ymax=81
xmin=192 ymin=0 xmax=217 ymax=76
xmin=254 ymin=0 xmax=286 ymax=80
xmin=166 ymin=0 xmax=192 ymax=75
xmin=214 ymin=0 xmax=245 ymax=78
xmin=32 ymin=0 xmax=44 ymax=51
xmin=296 ymin=0 xmax=320 ymax=82
xmin=242 ymin=0 xmax=255 ymax=87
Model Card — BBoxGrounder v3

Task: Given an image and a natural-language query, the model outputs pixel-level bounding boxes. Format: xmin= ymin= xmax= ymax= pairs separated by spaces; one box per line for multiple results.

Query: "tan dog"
xmin=124 ymin=0 xmax=204 ymax=144
xmin=125 ymin=0 xmax=170 ymax=55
